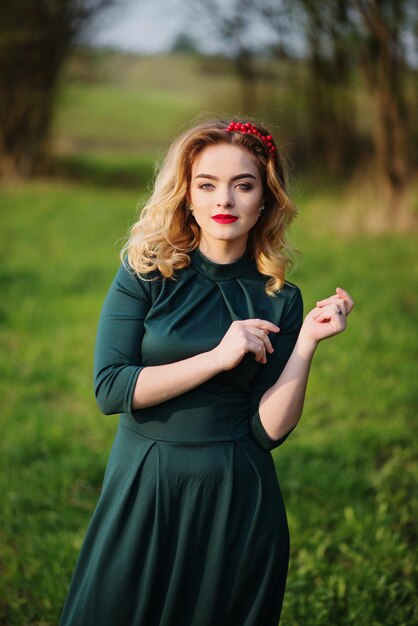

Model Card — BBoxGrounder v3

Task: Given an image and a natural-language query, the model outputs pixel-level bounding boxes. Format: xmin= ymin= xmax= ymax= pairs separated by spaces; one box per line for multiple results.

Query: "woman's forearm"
xmin=258 ymin=286 xmax=354 ymax=442
xmin=132 ymin=350 xmax=222 ymax=409
xmin=258 ymin=337 xmax=318 ymax=441
xmin=132 ymin=318 xmax=279 ymax=410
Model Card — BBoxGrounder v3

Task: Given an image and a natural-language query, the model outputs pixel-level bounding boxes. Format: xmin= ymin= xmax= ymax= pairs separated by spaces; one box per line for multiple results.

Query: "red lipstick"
xmin=212 ymin=214 xmax=238 ymax=224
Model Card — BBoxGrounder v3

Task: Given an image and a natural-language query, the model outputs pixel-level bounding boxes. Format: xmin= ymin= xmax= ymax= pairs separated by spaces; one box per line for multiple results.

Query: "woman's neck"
xmin=198 ymin=237 xmax=247 ymax=264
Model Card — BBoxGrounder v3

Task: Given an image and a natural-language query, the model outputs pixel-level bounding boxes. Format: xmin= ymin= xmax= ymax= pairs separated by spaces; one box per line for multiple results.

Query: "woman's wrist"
xmin=294 ymin=333 xmax=318 ymax=359
xmin=208 ymin=345 xmax=228 ymax=373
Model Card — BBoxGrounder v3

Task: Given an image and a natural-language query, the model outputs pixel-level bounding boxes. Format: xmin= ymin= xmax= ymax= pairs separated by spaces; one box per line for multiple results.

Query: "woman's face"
xmin=189 ymin=143 xmax=264 ymax=259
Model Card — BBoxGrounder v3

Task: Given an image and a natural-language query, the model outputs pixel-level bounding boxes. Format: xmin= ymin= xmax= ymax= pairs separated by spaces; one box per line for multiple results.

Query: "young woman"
xmin=59 ymin=118 xmax=354 ymax=626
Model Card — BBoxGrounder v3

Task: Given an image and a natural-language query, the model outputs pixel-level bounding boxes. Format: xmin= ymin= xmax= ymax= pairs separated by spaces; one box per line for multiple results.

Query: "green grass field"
xmin=0 ymin=180 xmax=416 ymax=625
xmin=1 ymin=50 xmax=417 ymax=625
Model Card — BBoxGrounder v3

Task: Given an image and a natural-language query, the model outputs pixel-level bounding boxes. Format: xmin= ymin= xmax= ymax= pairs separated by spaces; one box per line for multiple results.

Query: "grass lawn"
xmin=0 ymin=179 xmax=417 ymax=625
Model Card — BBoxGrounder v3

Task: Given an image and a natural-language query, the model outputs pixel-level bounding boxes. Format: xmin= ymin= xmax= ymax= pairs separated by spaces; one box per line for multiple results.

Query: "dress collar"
xmin=190 ymin=247 xmax=253 ymax=281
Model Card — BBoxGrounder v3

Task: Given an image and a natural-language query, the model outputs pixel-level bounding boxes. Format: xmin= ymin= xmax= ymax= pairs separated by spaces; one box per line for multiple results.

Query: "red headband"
xmin=226 ymin=121 xmax=276 ymax=156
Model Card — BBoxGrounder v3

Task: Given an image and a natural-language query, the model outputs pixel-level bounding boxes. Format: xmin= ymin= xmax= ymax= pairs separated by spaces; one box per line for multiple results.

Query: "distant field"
xmin=50 ymin=50 xmax=418 ymax=234
xmin=0 ymin=180 xmax=417 ymax=625
xmin=54 ymin=53 xmax=235 ymax=154
xmin=52 ymin=51 xmax=310 ymax=159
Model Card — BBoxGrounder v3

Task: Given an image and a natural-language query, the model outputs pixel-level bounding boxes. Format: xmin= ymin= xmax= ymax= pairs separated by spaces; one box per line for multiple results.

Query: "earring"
xmin=258 ymin=204 xmax=265 ymax=216
xmin=189 ymin=204 xmax=194 ymax=216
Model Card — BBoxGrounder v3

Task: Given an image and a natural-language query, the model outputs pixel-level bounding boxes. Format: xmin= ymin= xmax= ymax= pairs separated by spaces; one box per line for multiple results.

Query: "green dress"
xmin=59 ymin=248 xmax=303 ymax=626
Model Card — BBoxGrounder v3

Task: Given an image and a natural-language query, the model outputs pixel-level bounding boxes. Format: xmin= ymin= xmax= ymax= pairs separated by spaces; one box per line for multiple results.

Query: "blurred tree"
xmin=170 ymin=33 xmax=200 ymax=55
xmin=0 ymin=0 xmax=114 ymax=179
xmin=299 ymin=1 xmax=359 ymax=174
xmin=186 ymin=0 xmax=260 ymax=111
xmin=349 ymin=0 xmax=417 ymax=213
xmin=255 ymin=0 xmax=417 ymax=215
xmin=243 ymin=0 xmax=359 ymax=173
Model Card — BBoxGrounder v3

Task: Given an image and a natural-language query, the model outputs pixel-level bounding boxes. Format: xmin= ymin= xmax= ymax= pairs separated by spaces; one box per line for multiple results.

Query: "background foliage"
xmin=2 ymin=0 xmax=418 ymax=227
xmin=0 ymin=47 xmax=417 ymax=626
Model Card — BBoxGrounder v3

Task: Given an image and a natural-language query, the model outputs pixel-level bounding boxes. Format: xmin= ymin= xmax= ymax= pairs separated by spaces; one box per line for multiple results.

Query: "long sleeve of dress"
xmin=94 ymin=264 xmax=151 ymax=416
xmin=248 ymin=286 xmax=304 ymax=451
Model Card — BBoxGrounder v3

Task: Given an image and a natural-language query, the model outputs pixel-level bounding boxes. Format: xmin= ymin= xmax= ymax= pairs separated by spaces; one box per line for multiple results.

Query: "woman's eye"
xmin=199 ymin=183 xmax=215 ymax=190
xmin=236 ymin=182 xmax=252 ymax=191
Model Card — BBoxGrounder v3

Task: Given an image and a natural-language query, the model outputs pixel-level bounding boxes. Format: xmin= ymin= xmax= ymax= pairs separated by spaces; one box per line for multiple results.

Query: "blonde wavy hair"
xmin=121 ymin=117 xmax=298 ymax=294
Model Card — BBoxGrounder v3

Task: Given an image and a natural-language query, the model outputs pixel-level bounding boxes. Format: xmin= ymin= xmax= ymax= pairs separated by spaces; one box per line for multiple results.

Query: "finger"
xmin=316 ymin=296 xmax=345 ymax=309
xmin=336 ymin=287 xmax=351 ymax=299
xmin=241 ymin=319 xmax=280 ymax=334
xmin=246 ymin=337 xmax=268 ymax=363
xmin=314 ymin=299 xmax=345 ymax=318
xmin=313 ymin=310 xmax=331 ymax=323
xmin=336 ymin=287 xmax=355 ymax=313
xmin=314 ymin=311 xmax=343 ymax=323
xmin=317 ymin=291 xmax=354 ymax=314
xmin=246 ymin=327 xmax=274 ymax=353
xmin=313 ymin=302 xmax=346 ymax=320
xmin=316 ymin=295 xmax=339 ymax=306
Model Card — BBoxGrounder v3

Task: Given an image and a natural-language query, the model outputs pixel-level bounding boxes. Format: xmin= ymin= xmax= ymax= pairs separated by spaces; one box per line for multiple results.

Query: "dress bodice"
xmin=94 ymin=250 xmax=303 ymax=447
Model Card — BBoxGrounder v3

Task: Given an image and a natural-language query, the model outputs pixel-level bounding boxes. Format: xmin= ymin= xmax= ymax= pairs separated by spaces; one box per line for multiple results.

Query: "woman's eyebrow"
xmin=194 ymin=173 xmax=257 ymax=181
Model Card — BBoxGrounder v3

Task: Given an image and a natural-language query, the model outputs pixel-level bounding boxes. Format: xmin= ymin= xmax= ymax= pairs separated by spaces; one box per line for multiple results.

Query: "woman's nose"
xmin=216 ymin=187 xmax=234 ymax=207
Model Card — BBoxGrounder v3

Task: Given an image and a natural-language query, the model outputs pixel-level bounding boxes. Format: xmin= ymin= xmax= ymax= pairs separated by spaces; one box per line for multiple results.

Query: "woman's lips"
xmin=211 ymin=214 xmax=238 ymax=224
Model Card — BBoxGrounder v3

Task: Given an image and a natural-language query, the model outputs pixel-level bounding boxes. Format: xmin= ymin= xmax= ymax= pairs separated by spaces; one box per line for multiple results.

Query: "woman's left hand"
xmin=299 ymin=287 xmax=355 ymax=344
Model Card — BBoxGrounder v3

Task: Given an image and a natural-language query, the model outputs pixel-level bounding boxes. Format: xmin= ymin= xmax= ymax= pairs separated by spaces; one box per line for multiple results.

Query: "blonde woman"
xmin=59 ymin=118 xmax=354 ymax=626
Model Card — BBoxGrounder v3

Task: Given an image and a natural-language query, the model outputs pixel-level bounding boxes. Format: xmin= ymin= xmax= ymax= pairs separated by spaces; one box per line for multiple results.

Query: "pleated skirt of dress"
xmin=59 ymin=422 xmax=290 ymax=626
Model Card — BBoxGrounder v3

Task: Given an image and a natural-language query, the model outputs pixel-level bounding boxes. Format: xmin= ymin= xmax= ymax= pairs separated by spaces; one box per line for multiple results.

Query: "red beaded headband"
xmin=226 ymin=121 xmax=276 ymax=156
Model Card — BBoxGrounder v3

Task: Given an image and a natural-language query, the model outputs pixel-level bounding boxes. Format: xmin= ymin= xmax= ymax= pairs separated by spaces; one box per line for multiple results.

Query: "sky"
xmin=87 ymin=0 xmax=280 ymax=55
xmin=89 ymin=0 xmax=187 ymax=54
xmin=87 ymin=0 xmax=417 ymax=66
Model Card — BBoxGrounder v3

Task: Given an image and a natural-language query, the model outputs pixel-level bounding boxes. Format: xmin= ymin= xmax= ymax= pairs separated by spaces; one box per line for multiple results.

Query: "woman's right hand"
xmin=212 ymin=319 xmax=280 ymax=371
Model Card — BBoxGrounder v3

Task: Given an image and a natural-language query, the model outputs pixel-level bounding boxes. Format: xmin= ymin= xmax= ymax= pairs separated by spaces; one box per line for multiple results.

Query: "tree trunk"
xmin=371 ymin=82 xmax=409 ymax=215
xmin=304 ymin=3 xmax=357 ymax=175
xmin=353 ymin=0 xmax=411 ymax=217
xmin=235 ymin=48 xmax=258 ymax=112
xmin=0 ymin=0 xmax=114 ymax=181
xmin=0 ymin=86 xmax=56 ymax=179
